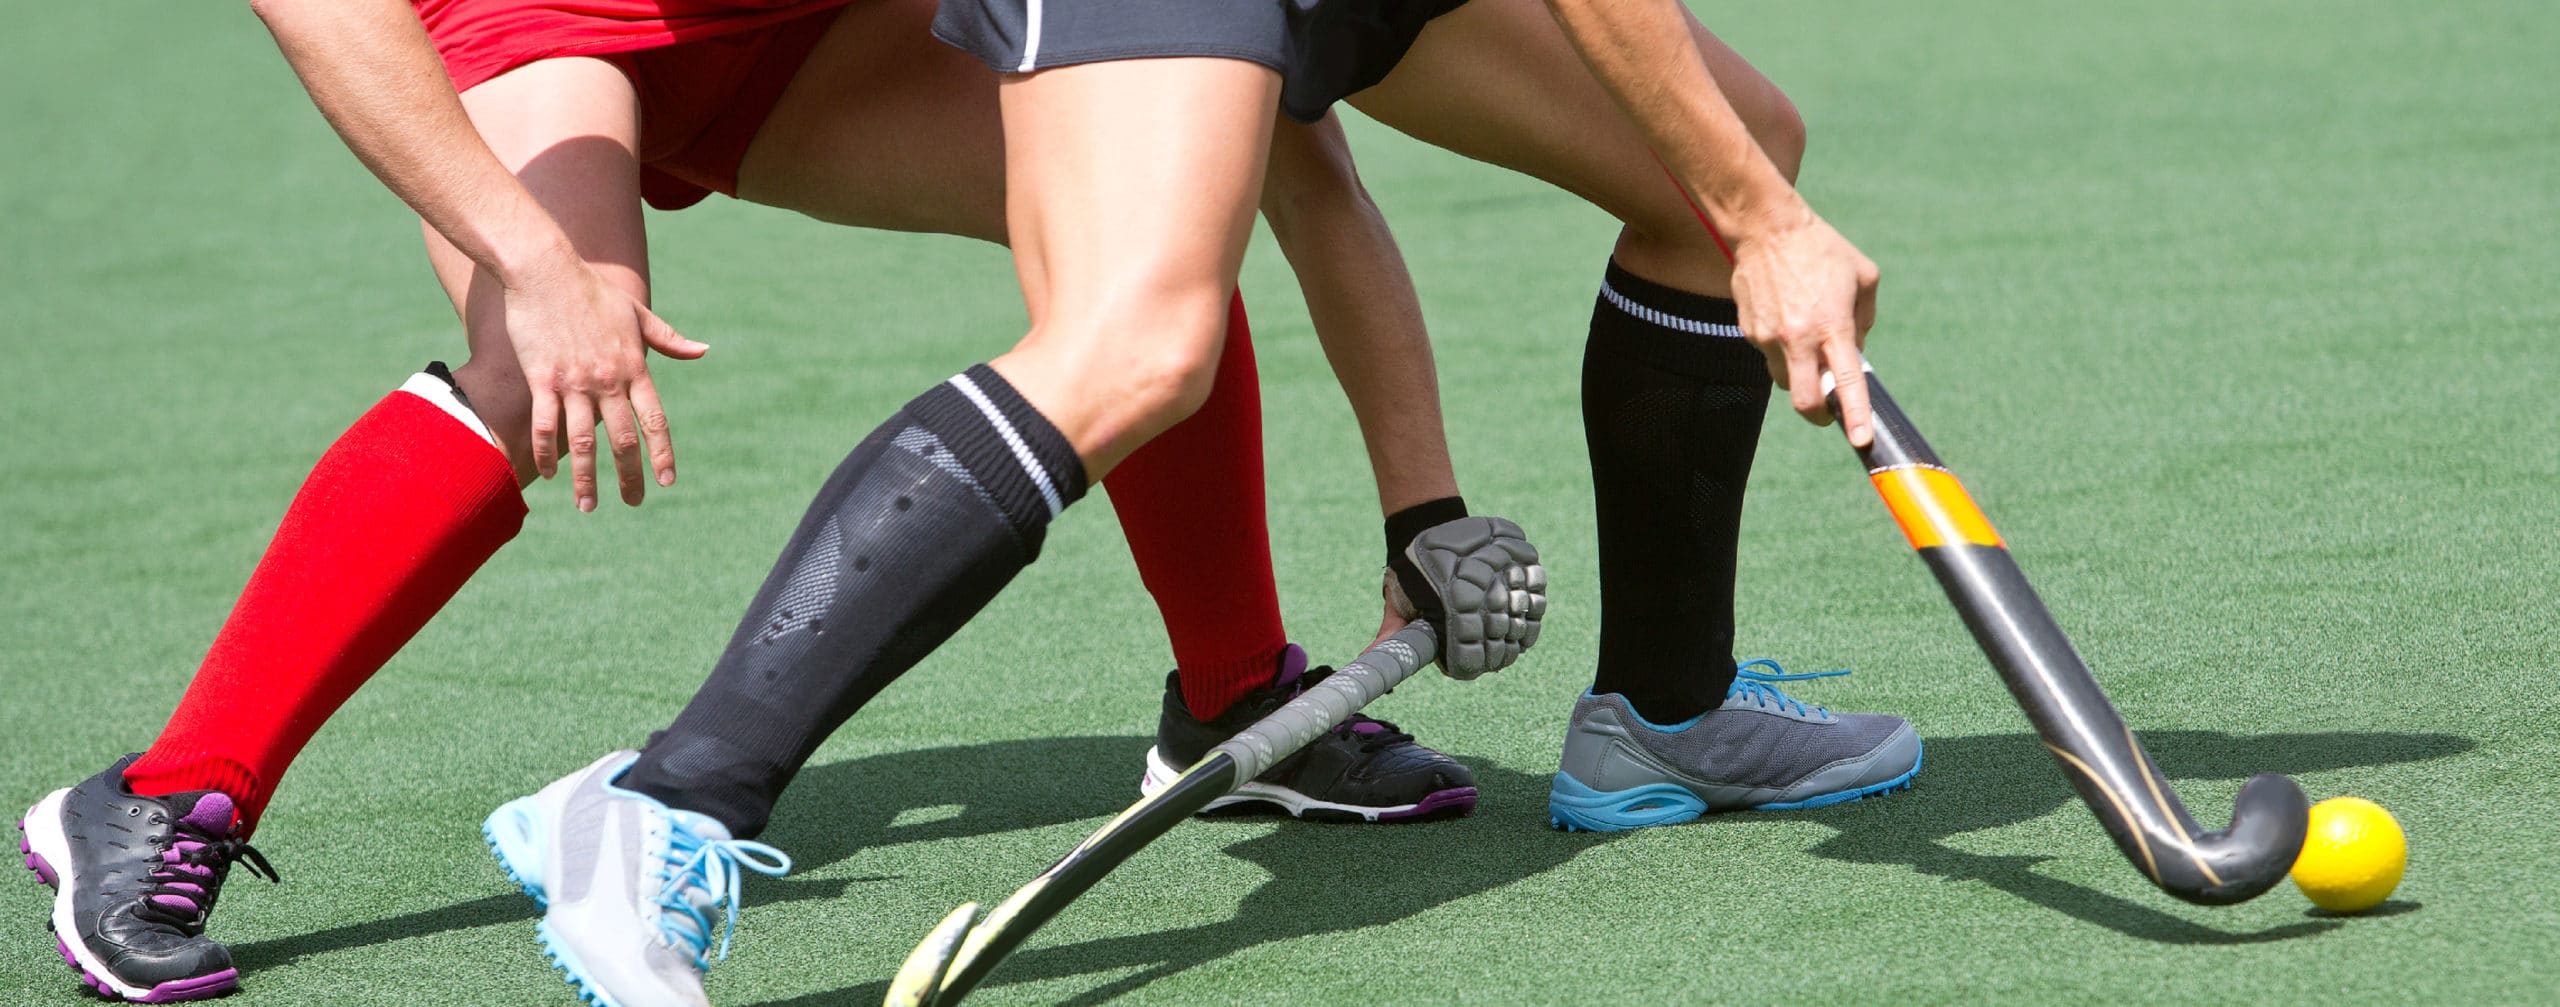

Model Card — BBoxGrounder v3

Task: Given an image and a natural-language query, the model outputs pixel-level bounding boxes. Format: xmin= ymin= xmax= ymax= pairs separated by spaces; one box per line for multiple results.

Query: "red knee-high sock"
xmin=123 ymin=382 xmax=526 ymax=833
xmin=1106 ymin=290 xmax=1289 ymax=719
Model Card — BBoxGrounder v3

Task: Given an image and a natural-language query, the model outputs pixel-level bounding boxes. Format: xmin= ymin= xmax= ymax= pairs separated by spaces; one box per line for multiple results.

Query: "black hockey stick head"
xmin=2162 ymin=772 xmax=2311 ymax=905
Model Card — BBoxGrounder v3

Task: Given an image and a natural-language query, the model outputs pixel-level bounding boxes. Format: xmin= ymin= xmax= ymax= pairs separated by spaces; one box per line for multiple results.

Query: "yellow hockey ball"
xmin=2289 ymin=796 xmax=2406 ymax=913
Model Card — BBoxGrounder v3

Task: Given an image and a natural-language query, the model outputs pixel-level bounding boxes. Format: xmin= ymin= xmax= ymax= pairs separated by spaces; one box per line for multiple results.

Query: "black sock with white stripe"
xmin=898 ymin=364 xmax=1088 ymax=555
xmin=1583 ymin=261 xmax=1772 ymax=725
xmin=621 ymin=365 xmax=1087 ymax=836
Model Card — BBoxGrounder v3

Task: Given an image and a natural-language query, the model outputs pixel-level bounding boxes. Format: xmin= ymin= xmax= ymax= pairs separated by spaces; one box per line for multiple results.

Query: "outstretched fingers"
xmin=529 ymin=382 xmax=563 ymax=481
xmin=600 ymin=389 xmax=647 ymax=507
xmin=565 ymin=392 xmax=599 ymax=513
xmin=638 ymin=302 xmax=710 ymax=360
xmin=632 ymin=375 xmax=675 ymax=489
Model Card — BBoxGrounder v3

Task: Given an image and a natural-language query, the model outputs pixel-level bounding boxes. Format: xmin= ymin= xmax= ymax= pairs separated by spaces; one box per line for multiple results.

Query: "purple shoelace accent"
xmin=136 ymin=795 xmax=276 ymax=926
xmin=176 ymin=794 xmax=235 ymax=834
xmin=1270 ymin=643 xmax=1309 ymax=690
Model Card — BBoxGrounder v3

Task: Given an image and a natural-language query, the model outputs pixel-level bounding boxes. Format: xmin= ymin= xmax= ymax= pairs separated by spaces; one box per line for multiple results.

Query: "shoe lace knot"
xmin=143 ymin=825 xmax=276 ymax=925
xmin=651 ymin=818 xmax=791 ymax=968
xmin=1727 ymin=659 xmax=1852 ymax=718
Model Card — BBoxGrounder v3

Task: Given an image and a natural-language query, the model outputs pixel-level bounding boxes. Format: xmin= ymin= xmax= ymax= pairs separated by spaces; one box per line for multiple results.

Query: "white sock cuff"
xmin=396 ymin=371 xmax=501 ymax=449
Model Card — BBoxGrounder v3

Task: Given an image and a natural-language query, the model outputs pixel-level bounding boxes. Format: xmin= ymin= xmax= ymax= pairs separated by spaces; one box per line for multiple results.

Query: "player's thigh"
xmin=420 ymin=56 xmax=648 ymax=470
xmin=993 ymin=57 xmax=1279 ymax=470
xmin=736 ymin=0 xmax=1009 ymax=244
xmin=1004 ymin=58 xmax=1273 ymax=342
xmin=1349 ymin=0 xmax=1801 ymax=247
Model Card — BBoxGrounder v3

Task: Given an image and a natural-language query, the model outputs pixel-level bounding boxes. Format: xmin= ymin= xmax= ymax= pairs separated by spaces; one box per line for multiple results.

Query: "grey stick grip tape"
xmin=1212 ymin=621 xmax=1438 ymax=781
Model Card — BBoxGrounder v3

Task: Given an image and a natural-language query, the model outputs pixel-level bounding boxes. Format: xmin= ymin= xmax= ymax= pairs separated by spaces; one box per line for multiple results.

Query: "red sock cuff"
xmin=1179 ymin=643 xmax=1294 ymax=720
xmin=119 ymin=754 xmax=261 ymax=835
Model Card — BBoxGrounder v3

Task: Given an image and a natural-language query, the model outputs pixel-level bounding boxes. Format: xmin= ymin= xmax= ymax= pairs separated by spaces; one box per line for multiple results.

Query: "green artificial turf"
xmin=5 ymin=1 xmax=2555 ymax=1003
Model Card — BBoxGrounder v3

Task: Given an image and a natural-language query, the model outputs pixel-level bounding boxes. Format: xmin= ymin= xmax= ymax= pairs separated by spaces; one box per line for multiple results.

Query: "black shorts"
xmin=932 ymin=0 xmax=1466 ymax=122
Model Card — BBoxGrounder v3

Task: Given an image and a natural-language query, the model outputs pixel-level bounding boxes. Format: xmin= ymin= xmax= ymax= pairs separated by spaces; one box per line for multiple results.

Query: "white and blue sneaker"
xmin=1549 ymin=661 xmax=1922 ymax=832
xmin=484 ymin=752 xmax=791 ymax=1007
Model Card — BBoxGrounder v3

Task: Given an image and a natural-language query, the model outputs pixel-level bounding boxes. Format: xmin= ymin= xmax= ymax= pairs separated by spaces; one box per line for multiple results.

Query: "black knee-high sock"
xmin=1583 ymin=261 xmax=1772 ymax=725
xmin=621 ymin=364 xmax=1087 ymax=836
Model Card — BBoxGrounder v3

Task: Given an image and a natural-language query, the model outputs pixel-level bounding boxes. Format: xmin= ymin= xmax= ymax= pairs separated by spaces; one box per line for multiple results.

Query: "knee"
xmin=1050 ymin=285 xmax=1232 ymax=438
xmin=1113 ymin=295 xmax=1232 ymax=431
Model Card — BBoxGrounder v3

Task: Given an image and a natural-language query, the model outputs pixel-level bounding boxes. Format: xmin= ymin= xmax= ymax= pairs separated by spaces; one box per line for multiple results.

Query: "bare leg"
xmin=742 ymin=8 xmax=1299 ymax=718
xmin=102 ymin=57 xmax=642 ymax=851
xmin=1350 ymin=0 xmax=1804 ymax=296
xmin=988 ymin=57 xmax=1281 ymax=476
xmin=421 ymin=57 xmax=650 ymax=484
xmin=609 ymin=54 xmax=1287 ymax=841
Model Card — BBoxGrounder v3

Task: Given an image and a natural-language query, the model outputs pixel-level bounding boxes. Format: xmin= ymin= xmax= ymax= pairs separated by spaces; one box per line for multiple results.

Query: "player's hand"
xmin=1369 ymin=584 xmax=1414 ymax=653
xmin=1386 ymin=513 xmax=1547 ymax=680
xmin=501 ymin=250 xmax=708 ymax=511
xmin=1727 ymin=208 xmax=1880 ymax=448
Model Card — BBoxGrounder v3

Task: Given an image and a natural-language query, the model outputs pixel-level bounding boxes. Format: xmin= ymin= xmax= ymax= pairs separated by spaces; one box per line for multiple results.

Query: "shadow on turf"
xmin=2309 ymin=899 xmax=2420 ymax=919
xmin=1763 ymin=729 xmax=2465 ymax=946
xmin=230 ymin=736 xmax=1596 ymax=1002
xmin=231 ymin=736 xmax=1153 ymax=973
xmin=740 ymin=756 xmax=1598 ymax=1007
xmin=234 ymin=730 xmax=2463 ymax=996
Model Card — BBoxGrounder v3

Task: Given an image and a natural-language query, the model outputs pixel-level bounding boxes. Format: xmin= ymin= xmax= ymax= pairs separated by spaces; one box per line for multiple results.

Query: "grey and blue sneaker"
xmin=1548 ymin=661 xmax=1922 ymax=832
xmin=484 ymin=752 xmax=791 ymax=1007
xmin=19 ymin=756 xmax=275 ymax=1003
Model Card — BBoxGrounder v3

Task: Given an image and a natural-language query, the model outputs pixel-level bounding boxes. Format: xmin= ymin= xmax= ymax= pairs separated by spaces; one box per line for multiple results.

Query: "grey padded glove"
xmin=1386 ymin=512 xmax=1547 ymax=679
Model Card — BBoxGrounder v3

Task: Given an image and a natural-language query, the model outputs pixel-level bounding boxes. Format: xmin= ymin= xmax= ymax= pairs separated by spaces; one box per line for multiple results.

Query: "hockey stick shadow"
xmin=1761 ymin=729 xmax=2469 ymax=945
xmin=759 ymin=735 xmax=1158 ymax=874
xmin=741 ymin=761 xmax=1599 ymax=1007
xmin=996 ymin=762 xmax=1600 ymax=1007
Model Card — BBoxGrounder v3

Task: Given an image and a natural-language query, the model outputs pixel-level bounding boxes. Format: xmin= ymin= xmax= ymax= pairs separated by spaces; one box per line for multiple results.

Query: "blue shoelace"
xmin=1727 ymin=658 xmax=1853 ymax=717
xmin=651 ymin=814 xmax=792 ymax=967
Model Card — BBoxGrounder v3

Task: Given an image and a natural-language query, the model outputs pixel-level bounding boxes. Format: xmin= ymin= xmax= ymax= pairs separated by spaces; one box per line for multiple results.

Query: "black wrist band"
xmin=1384 ymin=495 xmax=1469 ymax=564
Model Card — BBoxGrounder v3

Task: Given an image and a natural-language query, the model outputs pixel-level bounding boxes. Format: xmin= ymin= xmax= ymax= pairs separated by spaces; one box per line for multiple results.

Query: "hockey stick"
xmin=883 ymin=621 xmax=1441 ymax=1006
xmin=1825 ymin=361 xmax=2308 ymax=904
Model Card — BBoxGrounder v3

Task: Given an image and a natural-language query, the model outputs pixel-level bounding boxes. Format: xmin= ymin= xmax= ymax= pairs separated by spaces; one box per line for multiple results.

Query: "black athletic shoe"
xmin=1142 ymin=645 xmax=1477 ymax=822
xmin=18 ymin=755 xmax=275 ymax=1003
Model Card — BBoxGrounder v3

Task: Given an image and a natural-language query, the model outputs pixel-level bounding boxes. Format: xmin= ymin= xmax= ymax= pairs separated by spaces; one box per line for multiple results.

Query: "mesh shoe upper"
xmin=1559 ymin=661 xmax=1920 ymax=809
xmin=498 ymin=751 xmax=791 ymax=1007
